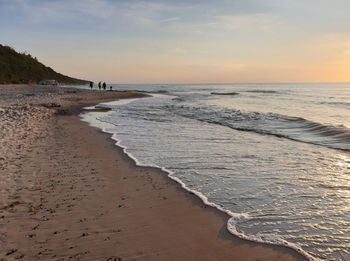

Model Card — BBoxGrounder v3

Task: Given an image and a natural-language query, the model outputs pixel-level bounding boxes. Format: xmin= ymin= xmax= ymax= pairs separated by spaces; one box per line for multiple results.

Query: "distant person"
xmin=98 ymin=81 xmax=101 ymax=90
xmin=102 ymin=82 xmax=106 ymax=90
xmin=110 ymin=86 xmax=113 ymax=91
xmin=89 ymin=81 xmax=93 ymax=89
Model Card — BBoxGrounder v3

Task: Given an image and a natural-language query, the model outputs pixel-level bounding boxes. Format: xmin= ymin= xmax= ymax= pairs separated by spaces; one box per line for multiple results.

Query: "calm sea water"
xmin=82 ymin=83 xmax=350 ymax=261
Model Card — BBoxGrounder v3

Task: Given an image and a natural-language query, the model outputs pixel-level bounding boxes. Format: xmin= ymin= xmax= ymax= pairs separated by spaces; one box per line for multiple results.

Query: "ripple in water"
xmin=82 ymin=84 xmax=350 ymax=261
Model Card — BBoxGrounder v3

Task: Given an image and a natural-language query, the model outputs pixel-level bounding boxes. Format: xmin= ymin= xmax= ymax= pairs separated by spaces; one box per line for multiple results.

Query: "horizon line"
xmin=99 ymin=81 xmax=350 ymax=85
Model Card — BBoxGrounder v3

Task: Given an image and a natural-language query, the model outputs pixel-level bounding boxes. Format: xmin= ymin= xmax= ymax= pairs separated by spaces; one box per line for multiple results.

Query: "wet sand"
xmin=0 ymin=85 xmax=307 ymax=260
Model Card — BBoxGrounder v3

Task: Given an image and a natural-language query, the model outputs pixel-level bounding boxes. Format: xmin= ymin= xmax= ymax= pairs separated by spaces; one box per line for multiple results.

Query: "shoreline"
xmin=82 ymin=97 xmax=313 ymax=261
xmin=1 ymin=85 xmax=307 ymax=260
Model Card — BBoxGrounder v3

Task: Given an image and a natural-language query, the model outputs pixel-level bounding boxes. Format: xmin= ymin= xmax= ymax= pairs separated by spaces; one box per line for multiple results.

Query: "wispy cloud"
xmin=1 ymin=0 xmax=276 ymax=27
xmin=158 ymin=17 xmax=181 ymax=23
xmin=2 ymin=0 xmax=118 ymax=23
xmin=2 ymin=0 xmax=350 ymax=82
xmin=214 ymin=13 xmax=280 ymax=30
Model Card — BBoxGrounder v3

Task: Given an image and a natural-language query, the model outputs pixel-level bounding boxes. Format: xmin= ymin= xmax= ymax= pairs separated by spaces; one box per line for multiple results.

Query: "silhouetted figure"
xmin=89 ymin=81 xmax=93 ymax=89
xmin=98 ymin=81 xmax=101 ymax=90
xmin=102 ymin=82 xmax=106 ymax=90
xmin=110 ymin=86 xmax=113 ymax=91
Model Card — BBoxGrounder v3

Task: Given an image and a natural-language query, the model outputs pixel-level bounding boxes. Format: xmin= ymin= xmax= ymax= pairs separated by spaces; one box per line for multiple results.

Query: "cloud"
xmin=26 ymin=0 xmax=117 ymax=19
xmin=214 ymin=13 xmax=280 ymax=30
xmin=158 ymin=17 xmax=180 ymax=23
xmin=0 ymin=0 xmax=275 ymax=26
xmin=3 ymin=0 xmax=350 ymax=83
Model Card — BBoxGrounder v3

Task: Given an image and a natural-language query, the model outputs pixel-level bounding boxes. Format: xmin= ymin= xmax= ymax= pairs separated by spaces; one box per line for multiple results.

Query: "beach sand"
xmin=0 ymin=85 xmax=307 ymax=260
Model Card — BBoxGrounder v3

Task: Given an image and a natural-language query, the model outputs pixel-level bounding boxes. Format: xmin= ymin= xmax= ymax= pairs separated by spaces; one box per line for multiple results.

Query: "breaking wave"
xmin=164 ymin=104 xmax=350 ymax=151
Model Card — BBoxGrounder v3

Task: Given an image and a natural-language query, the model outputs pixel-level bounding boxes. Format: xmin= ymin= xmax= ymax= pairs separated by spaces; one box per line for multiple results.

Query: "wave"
xmin=144 ymin=90 xmax=169 ymax=94
xmin=244 ymin=90 xmax=280 ymax=94
xmin=319 ymin=101 xmax=350 ymax=108
xmin=165 ymin=104 xmax=350 ymax=152
xmin=80 ymin=109 xmax=316 ymax=261
xmin=211 ymin=92 xmax=239 ymax=96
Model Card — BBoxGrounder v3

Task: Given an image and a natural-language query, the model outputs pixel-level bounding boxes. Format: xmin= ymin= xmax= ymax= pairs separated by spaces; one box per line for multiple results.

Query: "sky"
xmin=1 ymin=0 xmax=350 ymax=83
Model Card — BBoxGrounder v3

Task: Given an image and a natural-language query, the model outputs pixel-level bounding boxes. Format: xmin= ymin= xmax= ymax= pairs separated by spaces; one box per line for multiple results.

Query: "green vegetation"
xmin=0 ymin=44 xmax=88 ymax=84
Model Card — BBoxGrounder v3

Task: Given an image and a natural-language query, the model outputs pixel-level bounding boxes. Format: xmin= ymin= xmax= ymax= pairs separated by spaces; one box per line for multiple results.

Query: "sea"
xmin=80 ymin=83 xmax=350 ymax=261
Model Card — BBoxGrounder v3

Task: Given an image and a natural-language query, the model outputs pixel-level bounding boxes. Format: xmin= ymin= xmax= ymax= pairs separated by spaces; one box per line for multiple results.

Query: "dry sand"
xmin=0 ymin=85 xmax=307 ymax=260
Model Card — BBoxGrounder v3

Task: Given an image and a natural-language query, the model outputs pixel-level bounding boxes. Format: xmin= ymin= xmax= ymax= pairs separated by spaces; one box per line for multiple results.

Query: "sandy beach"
xmin=0 ymin=85 xmax=307 ymax=261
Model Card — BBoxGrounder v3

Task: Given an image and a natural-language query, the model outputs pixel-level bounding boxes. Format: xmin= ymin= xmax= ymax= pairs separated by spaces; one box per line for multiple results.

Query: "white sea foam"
xmin=80 ymin=98 xmax=317 ymax=261
xmin=78 ymin=83 xmax=350 ymax=260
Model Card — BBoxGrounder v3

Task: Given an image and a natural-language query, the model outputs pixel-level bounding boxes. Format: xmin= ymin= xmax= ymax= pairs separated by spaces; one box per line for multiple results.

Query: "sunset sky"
xmin=1 ymin=0 xmax=350 ymax=83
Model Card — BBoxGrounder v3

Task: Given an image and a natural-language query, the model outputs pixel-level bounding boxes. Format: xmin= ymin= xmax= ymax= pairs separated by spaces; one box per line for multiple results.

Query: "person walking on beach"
xmin=110 ymin=86 xmax=113 ymax=91
xmin=98 ymin=82 xmax=101 ymax=90
xmin=102 ymin=82 xmax=106 ymax=90
xmin=89 ymin=81 xmax=93 ymax=89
